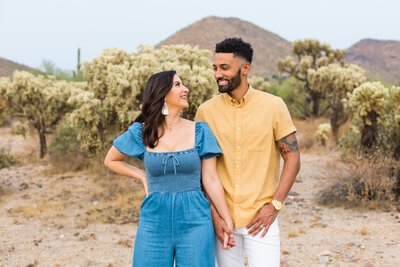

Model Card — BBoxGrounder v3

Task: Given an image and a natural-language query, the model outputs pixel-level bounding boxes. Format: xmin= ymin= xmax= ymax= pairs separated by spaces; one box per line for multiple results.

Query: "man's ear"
xmin=241 ymin=62 xmax=251 ymax=75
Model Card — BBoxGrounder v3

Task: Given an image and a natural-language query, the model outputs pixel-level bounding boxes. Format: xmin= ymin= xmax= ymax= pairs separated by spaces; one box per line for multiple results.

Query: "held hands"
xmin=246 ymin=203 xmax=278 ymax=238
xmin=212 ymin=215 xmax=235 ymax=250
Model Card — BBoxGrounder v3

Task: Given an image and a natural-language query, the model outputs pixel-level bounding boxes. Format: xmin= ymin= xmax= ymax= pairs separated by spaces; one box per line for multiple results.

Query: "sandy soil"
xmin=1 ymin=126 xmax=399 ymax=267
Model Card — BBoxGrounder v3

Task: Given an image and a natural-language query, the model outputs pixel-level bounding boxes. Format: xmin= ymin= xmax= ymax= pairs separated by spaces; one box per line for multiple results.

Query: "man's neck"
xmin=229 ymin=82 xmax=249 ymax=103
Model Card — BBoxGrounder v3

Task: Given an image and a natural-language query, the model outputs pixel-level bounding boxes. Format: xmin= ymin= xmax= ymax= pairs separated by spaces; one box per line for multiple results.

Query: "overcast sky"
xmin=1 ymin=0 xmax=399 ymax=71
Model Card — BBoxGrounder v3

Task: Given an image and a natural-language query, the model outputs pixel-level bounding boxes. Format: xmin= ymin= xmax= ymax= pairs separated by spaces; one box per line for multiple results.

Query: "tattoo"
xmin=277 ymin=133 xmax=299 ymax=154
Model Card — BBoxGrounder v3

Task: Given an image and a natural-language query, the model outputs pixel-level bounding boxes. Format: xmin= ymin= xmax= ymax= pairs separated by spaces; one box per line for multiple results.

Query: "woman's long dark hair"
xmin=135 ymin=70 xmax=176 ymax=148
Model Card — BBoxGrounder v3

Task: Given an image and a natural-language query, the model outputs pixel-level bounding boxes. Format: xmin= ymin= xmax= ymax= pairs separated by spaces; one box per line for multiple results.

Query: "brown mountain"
xmin=0 ymin=57 xmax=31 ymax=78
xmin=156 ymin=16 xmax=292 ymax=78
xmin=345 ymin=39 xmax=400 ymax=84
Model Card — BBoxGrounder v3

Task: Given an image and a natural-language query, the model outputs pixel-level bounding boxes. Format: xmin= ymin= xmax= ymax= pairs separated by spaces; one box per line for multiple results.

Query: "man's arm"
xmin=246 ymin=132 xmax=300 ymax=237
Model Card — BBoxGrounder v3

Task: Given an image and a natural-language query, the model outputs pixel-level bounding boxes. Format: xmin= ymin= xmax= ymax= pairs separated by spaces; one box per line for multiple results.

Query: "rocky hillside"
xmin=346 ymin=39 xmax=400 ymax=84
xmin=0 ymin=57 xmax=31 ymax=78
xmin=156 ymin=16 xmax=292 ymax=78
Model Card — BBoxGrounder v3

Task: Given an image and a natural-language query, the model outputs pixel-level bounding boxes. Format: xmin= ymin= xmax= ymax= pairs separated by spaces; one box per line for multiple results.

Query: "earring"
xmin=162 ymin=101 xmax=169 ymax=115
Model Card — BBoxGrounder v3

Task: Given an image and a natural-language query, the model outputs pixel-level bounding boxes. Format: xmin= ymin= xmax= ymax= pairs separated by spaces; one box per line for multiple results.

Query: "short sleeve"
xmin=196 ymin=121 xmax=223 ymax=159
xmin=273 ymin=98 xmax=297 ymax=141
xmin=113 ymin=122 xmax=145 ymax=161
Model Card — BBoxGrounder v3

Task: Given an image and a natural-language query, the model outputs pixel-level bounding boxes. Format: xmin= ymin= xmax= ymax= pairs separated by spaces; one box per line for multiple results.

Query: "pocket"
xmin=247 ymin=125 xmax=269 ymax=151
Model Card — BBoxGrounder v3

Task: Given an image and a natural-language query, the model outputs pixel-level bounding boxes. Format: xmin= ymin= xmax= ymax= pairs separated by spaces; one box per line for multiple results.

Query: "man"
xmin=195 ymin=38 xmax=300 ymax=267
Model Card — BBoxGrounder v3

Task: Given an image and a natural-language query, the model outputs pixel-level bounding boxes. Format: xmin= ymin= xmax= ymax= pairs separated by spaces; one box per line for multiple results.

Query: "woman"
xmin=104 ymin=70 xmax=233 ymax=267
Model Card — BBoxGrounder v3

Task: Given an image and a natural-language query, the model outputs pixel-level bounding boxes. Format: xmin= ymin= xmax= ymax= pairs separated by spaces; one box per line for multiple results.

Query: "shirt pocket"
xmin=247 ymin=125 xmax=269 ymax=151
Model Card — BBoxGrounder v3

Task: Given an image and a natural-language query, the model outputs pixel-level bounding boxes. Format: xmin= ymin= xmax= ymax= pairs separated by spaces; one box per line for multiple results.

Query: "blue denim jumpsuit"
xmin=113 ymin=122 xmax=222 ymax=267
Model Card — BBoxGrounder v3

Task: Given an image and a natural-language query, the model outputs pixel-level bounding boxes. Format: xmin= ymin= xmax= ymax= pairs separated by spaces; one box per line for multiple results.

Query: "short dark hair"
xmin=215 ymin=38 xmax=253 ymax=63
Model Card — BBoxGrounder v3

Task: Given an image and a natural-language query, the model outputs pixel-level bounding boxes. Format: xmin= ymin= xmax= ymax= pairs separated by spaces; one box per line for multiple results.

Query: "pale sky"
xmin=1 ymin=0 xmax=399 ymax=71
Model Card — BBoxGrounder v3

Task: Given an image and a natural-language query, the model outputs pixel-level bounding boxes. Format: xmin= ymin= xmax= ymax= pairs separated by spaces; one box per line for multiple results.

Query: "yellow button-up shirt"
xmin=195 ymin=86 xmax=296 ymax=227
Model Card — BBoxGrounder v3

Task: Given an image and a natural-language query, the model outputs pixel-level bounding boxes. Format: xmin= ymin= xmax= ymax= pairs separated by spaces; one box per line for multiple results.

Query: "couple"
xmin=104 ymin=38 xmax=300 ymax=267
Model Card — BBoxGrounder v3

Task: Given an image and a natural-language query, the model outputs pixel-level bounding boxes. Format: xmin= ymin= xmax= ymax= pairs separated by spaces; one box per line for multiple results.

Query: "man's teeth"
xmin=219 ymin=80 xmax=228 ymax=85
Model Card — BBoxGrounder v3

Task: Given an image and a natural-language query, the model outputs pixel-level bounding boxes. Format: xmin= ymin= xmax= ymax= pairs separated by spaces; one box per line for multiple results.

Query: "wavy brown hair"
xmin=135 ymin=70 xmax=176 ymax=148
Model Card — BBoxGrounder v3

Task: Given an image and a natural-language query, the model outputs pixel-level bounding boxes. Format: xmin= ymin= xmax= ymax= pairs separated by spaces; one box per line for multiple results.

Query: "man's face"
xmin=213 ymin=53 xmax=243 ymax=93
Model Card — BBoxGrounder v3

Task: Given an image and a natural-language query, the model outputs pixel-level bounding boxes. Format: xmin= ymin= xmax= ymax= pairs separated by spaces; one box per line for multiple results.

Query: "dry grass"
xmin=317 ymin=153 xmax=400 ymax=211
xmin=293 ymin=118 xmax=349 ymax=152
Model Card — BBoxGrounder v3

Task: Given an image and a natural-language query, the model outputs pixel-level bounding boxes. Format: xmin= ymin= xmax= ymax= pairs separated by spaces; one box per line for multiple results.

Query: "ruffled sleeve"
xmin=195 ymin=121 xmax=223 ymax=159
xmin=113 ymin=122 xmax=145 ymax=161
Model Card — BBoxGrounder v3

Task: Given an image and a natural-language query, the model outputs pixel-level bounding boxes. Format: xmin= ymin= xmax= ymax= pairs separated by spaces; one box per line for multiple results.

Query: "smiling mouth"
xmin=218 ymin=79 xmax=228 ymax=86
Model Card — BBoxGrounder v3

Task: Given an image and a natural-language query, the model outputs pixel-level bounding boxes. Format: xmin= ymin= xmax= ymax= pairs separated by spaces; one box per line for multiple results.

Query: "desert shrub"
xmin=48 ymin=121 xmax=89 ymax=171
xmin=0 ymin=148 xmax=18 ymax=169
xmin=318 ymin=154 xmax=400 ymax=211
xmin=315 ymin=123 xmax=331 ymax=146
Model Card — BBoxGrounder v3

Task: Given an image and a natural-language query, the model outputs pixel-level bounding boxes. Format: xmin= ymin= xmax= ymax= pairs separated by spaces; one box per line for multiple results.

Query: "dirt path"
xmin=1 ymin=127 xmax=400 ymax=266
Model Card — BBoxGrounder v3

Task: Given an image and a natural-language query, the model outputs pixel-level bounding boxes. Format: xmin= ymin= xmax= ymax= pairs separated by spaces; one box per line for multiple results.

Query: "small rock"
xmin=287 ymin=196 xmax=294 ymax=201
xmin=302 ymin=210 xmax=314 ymax=215
xmin=395 ymin=215 xmax=399 ymax=219
xmin=318 ymin=256 xmax=330 ymax=262
xmin=360 ymin=246 xmax=366 ymax=250
xmin=32 ymin=203 xmax=37 ymax=208
xmin=345 ymin=253 xmax=354 ymax=259
xmin=93 ymin=201 xmax=99 ymax=206
xmin=59 ymin=234 xmax=64 ymax=238
xmin=349 ymin=258 xmax=359 ymax=263
xmin=19 ymin=182 xmax=29 ymax=190
xmin=317 ymin=250 xmax=333 ymax=257
xmin=294 ymin=196 xmax=305 ymax=202
xmin=364 ymin=263 xmax=374 ymax=267
xmin=5 ymin=206 xmax=13 ymax=211
xmin=336 ymin=241 xmax=344 ymax=246
xmin=346 ymin=242 xmax=355 ymax=247
xmin=293 ymin=211 xmax=299 ymax=215
xmin=74 ymin=232 xmax=80 ymax=236
xmin=36 ymin=183 xmax=42 ymax=188
xmin=295 ymin=176 xmax=303 ymax=183
xmin=282 ymin=250 xmax=290 ymax=255
xmin=355 ymin=243 xmax=362 ymax=248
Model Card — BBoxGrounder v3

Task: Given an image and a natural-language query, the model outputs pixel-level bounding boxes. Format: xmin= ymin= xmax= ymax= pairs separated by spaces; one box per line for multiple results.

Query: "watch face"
xmin=272 ymin=200 xmax=282 ymax=210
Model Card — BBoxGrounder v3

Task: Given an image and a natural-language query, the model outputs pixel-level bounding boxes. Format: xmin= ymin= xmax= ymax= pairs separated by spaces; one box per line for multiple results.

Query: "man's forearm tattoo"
xmin=277 ymin=133 xmax=299 ymax=154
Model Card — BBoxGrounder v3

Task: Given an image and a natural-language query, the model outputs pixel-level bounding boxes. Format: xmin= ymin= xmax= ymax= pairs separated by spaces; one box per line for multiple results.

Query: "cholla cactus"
xmin=278 ymin=38 xmax=346 ymax=117
xmin=345 ymin=81 xmax=390 ymax=148
xmin=308 ymin=64 xmax=367 ymax=139
xmin=315 ymin=123 xmax=332 ymax=146
xmin=248 ymin=76 xmax=270 ymax=92
xmin=0 ymin=71 xmax=84 ymax=158
xmin=390 ymin=86 xmax=400 ymax=158
xmin=73 ymin=45 xmax=218 ymax=154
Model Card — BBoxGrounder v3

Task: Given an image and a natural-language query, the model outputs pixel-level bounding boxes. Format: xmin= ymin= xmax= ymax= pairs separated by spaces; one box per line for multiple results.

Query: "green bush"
xmin=0 ymin=148 xmax=18 ymax=169
xmin=48 ymin=121 xmax=89 ymax=171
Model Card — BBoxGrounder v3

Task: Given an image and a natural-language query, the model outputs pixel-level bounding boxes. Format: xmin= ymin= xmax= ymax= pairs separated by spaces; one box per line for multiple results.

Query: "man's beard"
xmin=217 ymin=69 xmax=241 ymax=93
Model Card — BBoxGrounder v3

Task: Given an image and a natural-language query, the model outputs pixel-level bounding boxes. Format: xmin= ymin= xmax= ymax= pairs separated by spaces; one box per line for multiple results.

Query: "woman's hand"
xmin=138 ymin=169 xmax=149 ymax=196
xmin=222 ymin=218 xmax=234 ymax=249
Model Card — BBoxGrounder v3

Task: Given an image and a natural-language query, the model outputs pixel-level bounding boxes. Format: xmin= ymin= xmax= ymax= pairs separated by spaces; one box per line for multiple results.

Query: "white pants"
xmin=215 ymin=218 xmax=280 ymax=267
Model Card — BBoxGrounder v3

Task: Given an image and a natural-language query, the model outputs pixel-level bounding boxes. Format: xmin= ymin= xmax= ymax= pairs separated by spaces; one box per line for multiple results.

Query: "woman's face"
xmin=164 ymin=74 xmax=189 ymax=110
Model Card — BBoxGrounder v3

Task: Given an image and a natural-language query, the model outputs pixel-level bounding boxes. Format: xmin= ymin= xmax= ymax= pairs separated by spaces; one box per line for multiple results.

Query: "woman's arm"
xmin=104 ymin=146 xmax=148 ymax=196
xmin=201 ymin=157 xmax=233 ymax=246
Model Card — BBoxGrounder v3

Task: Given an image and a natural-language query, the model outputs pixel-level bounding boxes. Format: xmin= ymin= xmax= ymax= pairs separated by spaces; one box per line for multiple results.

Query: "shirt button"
xmin=235 ymin=184 xmax=239 ymax=187
xmin=237 ymin=108 xmax=240 ymax=111
xmin=237 ymin=127 xmax=240 ymax=130
xmin=236 ymin=165 xmax=240 ymax=168
xmin=237 ymin=146 xmax=240 ymax=149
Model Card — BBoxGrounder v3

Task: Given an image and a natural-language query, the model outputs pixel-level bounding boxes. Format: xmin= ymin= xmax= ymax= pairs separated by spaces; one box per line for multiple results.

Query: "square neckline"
xmin=144 ymin=121 xmax=198 ymax=155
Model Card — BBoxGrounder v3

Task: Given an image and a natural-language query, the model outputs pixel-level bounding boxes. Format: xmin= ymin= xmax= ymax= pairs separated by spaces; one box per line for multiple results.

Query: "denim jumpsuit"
xmin=113 ymin=122 xmax=222 ymax=267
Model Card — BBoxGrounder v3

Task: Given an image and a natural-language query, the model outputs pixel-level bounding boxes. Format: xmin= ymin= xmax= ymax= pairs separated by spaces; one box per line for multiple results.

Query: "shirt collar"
xmin=221 ymin=85 xmax=255 ymax=106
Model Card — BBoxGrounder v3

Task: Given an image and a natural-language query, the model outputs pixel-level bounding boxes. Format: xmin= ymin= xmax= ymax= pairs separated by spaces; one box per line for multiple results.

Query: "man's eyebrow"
xmin=213 ymin=63 xmax=230 ymax=67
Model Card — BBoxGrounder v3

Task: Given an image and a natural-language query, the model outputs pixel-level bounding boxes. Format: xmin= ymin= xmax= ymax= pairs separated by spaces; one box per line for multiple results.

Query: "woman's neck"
xmin=163 ymin=112 xmax=181 ymax=131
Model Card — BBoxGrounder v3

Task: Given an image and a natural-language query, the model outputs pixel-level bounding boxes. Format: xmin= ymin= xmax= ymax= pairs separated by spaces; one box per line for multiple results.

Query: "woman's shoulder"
xmin=128 ymin=122 xmax=143 ymax=132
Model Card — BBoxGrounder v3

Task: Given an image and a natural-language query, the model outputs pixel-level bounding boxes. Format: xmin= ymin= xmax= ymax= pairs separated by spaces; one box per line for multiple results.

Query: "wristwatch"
xmin=271 ymin=200 xmax=283 ymax=211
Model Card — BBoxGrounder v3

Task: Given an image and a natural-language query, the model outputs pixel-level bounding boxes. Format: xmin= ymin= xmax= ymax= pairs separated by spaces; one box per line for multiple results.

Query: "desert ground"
xmin=1 ymin=125 xmax=399 ymax=267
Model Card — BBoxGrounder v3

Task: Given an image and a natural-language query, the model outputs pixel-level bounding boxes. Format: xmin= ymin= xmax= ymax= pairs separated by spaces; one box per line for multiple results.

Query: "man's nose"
xmin=214 ymin=70 xmax=223 ymax=79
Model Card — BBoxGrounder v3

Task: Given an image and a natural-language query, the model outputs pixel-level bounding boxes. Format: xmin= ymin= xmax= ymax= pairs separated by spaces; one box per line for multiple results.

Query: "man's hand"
xmin=212 ymin=214 xmax=235 ymax=249
xmin=246 ymin=203 xmax=278 ymax=237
